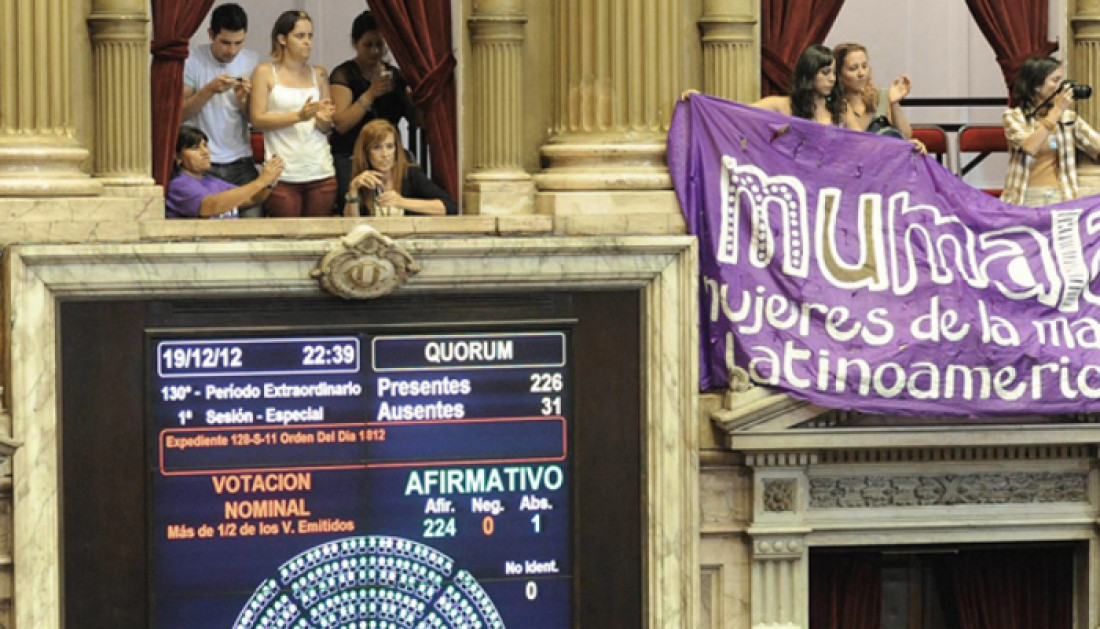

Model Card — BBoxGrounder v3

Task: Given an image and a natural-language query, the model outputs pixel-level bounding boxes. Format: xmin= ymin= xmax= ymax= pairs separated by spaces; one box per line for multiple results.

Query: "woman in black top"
xmin=343 ymin=119 xmax=456 ymax=216
xmin=330 ymin=11 xmax=417 ymax=208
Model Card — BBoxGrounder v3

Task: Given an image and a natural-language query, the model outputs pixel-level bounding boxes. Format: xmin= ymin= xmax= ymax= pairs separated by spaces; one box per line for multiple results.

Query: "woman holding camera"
xmin=330 ymin=11 xmax=418 ymax=209
xmin=1002 ymin=55 xmax=1100 ymax=207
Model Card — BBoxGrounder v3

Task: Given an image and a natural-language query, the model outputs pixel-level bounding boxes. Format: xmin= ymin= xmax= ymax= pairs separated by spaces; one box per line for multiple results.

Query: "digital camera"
xmin=1062 ymin=80 xmax=1093 ymax=100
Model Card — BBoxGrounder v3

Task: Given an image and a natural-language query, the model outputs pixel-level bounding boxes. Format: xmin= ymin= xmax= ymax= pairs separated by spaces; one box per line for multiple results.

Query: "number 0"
xmin=525 ymin=580 xmax=538 ymax=600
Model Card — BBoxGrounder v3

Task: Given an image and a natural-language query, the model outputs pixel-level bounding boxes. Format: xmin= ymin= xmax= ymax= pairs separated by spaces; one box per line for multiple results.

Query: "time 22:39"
xmin=301 ymin=344 xmax=358 ymax=366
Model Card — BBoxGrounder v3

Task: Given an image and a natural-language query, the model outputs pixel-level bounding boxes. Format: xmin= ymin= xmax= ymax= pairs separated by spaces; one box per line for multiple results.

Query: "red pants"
xmin=265 ymin=177 xmax=337 ymax=217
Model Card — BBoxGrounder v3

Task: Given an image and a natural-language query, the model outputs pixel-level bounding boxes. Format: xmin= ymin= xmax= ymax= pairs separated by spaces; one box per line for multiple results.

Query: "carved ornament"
xmin=311 ymin=225 xmax=420 ymax=299
xmin=808 ymin=471 xmax=1088 ymax=509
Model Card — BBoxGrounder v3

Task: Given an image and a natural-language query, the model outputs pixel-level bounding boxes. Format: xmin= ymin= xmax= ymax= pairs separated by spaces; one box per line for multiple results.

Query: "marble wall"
xmin=2 ymin=233 xmax=698 ymax=629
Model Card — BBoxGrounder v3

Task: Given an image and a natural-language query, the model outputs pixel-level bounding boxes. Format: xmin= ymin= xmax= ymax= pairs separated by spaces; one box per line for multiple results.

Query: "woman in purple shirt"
xmin=166 ymin=126 xmax=284 ymax=219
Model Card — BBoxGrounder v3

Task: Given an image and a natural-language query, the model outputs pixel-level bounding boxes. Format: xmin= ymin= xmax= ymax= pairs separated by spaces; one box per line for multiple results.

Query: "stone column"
xmin=1071 ymin=1 xmax=1100 ymax=194
xmin=0 ymin=0 xmax=102 ymax=196
xmin=698 ymin=0 xmax=758 ymax=102
xmin=464 ymin=0 xmax=534 ymax=215
xmin=534 ymin=0 xmax=683 ymax=216
xmin=89 ymin=0 xmax=153 ymax=187
xmin=747 ymin=456 xmax=812 ymax=629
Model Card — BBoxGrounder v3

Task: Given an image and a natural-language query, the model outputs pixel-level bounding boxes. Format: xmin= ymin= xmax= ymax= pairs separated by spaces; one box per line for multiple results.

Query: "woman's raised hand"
xmin=888 ymin=76 xmax=911 ymax=104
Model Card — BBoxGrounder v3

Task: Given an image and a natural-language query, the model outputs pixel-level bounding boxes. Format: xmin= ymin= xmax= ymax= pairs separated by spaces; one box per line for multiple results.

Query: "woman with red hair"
xmin=343 ymin=119 xmax=456 ymax=217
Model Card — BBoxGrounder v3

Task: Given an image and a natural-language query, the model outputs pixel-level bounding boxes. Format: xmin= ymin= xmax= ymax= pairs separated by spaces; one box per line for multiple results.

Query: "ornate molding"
xmin=751 ymin=535 xmax=804 ymax=560
xmin=818 ymin=445 xmax=1091 ymax=464
xmin=310 ymin=226 xmax=420 ymax=299
xmin=808 ymin=471 xmax=1088 ymax=509
xmin=762 ymin=479 xmax=796 ymax=512
xmin=745 ymin=452 xmax=816 ymax=468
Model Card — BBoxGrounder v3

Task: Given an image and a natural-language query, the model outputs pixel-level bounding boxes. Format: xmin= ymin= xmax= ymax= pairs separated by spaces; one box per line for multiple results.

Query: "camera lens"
xmin=1065 ymin=80 xmax=1093 ymax=100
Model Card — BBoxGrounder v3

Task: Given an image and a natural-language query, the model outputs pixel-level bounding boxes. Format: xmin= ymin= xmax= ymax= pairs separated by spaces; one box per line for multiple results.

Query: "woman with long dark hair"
xmin=752 ymin=44 xmax=844 ymax=125
xmin=1002 ymin=56 xmax=1100 ymax=207
xmin=342 ymin=119 xmax=455 ymax=217
xmin=329 ymin=11 xmax=417 ymax=206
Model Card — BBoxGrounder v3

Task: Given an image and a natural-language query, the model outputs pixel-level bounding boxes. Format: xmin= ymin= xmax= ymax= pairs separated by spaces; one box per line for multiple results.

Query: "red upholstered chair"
xmin=957 ymin=125 xmax=1008 ymax=197
xmin=912 ymin=125 xmax=948 ymax=166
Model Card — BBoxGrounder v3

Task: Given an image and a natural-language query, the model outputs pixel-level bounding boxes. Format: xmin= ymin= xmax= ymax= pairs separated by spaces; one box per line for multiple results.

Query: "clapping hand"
xmin=298 ymin=96 xmax=322 ymax=121
xmin=315 ymin=98 xmax=336 ymax=125
xmin=259 ymin=156 xmax=285 ymax=186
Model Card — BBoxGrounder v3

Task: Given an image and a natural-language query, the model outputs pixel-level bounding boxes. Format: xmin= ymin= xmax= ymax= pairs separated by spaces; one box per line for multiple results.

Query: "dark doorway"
xmin=810 ymin=543 xmax=1076 ymax=629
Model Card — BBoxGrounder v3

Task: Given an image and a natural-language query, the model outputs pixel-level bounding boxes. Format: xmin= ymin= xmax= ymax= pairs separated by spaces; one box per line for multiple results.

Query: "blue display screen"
xmin=149 ymin=331 xmax=572 ymax=628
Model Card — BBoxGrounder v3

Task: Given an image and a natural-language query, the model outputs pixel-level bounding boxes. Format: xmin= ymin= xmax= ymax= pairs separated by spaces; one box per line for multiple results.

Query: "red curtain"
xmin=761 ymin=0 xmax=847 ymax=96
xmin=808 ymin=552 xmax=881 ymax=629
xmin=150 ymin=0 xmax=215 ymax=188
xmin=367 ymin=0 xmax=458 ymax=201
xmin=965 ymin=0 xmax=1058 ymax=92
xmin=951 ymin=547 xmax=1072 ymax=629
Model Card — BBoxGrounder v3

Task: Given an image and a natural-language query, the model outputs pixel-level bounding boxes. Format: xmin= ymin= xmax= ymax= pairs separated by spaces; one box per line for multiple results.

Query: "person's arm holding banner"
xmin=681 ymin=45 xmax=843 ymax=127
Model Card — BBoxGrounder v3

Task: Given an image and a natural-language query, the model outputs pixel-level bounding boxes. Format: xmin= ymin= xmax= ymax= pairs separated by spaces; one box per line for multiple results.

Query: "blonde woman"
xmin=250 ymin=10 xmax=336 ymax=217
xmin=833 ymin=42 xmax=925 ymax=154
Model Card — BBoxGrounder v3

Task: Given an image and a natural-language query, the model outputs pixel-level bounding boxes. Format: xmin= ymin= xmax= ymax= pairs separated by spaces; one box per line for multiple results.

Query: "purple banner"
xmin=669 ymin=95 xmax=1100 ymax=416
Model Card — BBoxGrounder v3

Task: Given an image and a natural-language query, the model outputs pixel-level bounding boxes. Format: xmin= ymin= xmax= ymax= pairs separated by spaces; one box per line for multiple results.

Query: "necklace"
xmin=846 ymin=96 xmax=864 ymax=119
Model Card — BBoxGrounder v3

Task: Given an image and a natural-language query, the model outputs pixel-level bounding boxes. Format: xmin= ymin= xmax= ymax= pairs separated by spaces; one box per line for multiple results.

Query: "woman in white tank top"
xmin=250 ymin=10 xmax=337 ymax=217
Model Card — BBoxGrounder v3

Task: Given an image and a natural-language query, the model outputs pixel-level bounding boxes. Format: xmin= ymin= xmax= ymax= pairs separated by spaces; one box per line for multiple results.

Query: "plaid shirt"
xmin=1001 ymin=107 xmax=1100 ymax=205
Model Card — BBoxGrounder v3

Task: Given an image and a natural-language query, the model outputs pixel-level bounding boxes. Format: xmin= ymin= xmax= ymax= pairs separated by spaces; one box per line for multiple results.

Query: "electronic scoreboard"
xmin=148 ymin=330 xmax=572 ymax=628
